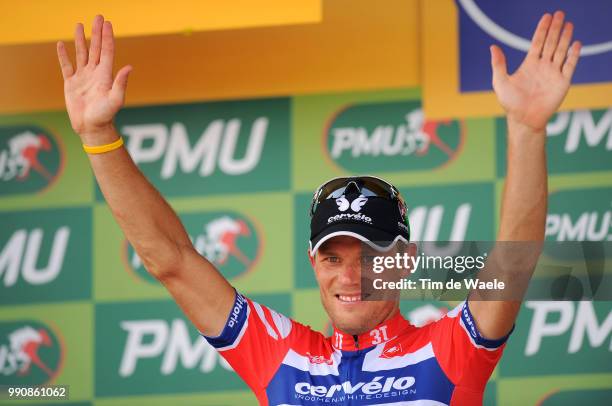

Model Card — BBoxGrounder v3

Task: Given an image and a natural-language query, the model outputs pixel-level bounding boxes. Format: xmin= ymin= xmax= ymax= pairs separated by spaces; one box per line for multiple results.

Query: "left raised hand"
xmin=490 ymin=11 xmax=581 ymax=132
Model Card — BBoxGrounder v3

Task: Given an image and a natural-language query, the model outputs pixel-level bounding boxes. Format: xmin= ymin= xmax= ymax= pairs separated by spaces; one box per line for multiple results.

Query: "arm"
xmin=56 ymin=15 xmax=234 ymax=336
xmin=469 ymin=11 xmax=581 ymax=338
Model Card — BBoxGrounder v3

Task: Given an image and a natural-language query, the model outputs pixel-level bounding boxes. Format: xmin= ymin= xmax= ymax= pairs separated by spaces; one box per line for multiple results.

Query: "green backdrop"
xmin=1 ymin=88 xmax=611 ymax=405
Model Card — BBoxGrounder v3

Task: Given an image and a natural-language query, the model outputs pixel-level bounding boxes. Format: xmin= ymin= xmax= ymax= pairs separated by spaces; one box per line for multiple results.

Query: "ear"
xmin=308 ymin=248 xmax=315 ymax=268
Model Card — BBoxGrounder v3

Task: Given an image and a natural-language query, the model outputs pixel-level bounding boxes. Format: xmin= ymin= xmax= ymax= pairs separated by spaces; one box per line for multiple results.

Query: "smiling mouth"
xmin=335 ymin=294 xmax=370 ymax=302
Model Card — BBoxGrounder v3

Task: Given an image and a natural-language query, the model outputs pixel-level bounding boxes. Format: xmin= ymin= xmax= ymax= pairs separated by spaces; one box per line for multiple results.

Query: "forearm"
xmin=468 ymin=119 xmax=547 ymax=337
xmin=83 ymin=125 xmax=191 ymax=276
xmin=498 ymin=118 xmax=547 ymax=242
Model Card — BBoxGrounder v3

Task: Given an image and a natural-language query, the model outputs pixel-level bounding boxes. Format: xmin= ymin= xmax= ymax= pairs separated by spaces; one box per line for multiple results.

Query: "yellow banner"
xmin=0 ymin=0 xmax=322 ymax=45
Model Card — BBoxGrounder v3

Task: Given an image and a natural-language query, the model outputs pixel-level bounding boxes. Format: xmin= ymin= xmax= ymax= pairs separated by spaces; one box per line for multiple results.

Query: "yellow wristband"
xmin=83 ymin=137 xmax=124 ymax=154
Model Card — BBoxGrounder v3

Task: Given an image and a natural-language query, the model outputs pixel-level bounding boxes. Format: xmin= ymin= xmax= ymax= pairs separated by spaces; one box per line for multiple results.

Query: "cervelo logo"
xmin=0 ymin=321 xmax=63 ymax=385
xmin=328 ymin=195 xmax=372 ymax=225
xmin=457 ymin=0 xmax=612 ymax=57
xmin=545 ymin=188 xmax=612 ymax=242
xmin=295 ymin=375 xmax=416 ymax=399
xmin=121 ymin=117 xmax=268 ymax=179
xmin=336 ymin=194 xmax=368 ymax=212
xmin=125 ymin=212 xmax=261 ymax=283
xmin=523 ymin=301 xmax=612 ymax=356
xmin=119 ymin=318 xmax=232 ymax=377
xmin=0 ymin=126 xmax=63 ymax=196
xmin=325 ymin=101 xmax=464 ymax=173
xmin=547 ymin=109 xmax=612 ymax=154
xmin=0 ymin=225 xmax=70 ymax=288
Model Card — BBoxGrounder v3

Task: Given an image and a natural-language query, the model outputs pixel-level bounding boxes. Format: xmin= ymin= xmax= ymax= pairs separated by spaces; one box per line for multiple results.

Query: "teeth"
xmin=338 ymin=295 xmax=361 ymax=302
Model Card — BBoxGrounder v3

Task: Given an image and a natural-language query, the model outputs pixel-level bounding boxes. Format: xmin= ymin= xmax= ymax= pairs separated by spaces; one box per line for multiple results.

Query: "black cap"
xmin=309 ymin=192 xmax=410 ymax=254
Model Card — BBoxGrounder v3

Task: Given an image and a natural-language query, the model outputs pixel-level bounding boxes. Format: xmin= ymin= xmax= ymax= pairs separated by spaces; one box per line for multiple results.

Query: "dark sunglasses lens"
xmin=311 ymin=177 xmax=398 ymax=216
xmin=319 ymin=178 xmax=349 ymax=200
xmin=359 ymin=177 xmax=393 ymax=197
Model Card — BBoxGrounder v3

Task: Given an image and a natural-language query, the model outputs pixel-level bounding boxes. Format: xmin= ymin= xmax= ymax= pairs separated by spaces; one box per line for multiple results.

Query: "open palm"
xmin=491 ymin=11 xmax=581 ymax=132
xmin=57 ymin=15 xmax=132 ymax=138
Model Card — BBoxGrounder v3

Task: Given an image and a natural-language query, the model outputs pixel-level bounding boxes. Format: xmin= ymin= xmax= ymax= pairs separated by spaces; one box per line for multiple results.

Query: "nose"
xmin=337 ymin=258 xmax=362 ymax=286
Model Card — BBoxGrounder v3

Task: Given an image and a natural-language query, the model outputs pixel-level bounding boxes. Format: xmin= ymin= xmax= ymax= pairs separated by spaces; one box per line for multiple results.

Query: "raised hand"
xmin=56 ymin=15 xmax=132 ymax=142
xmin=490 ymin=11 xmax=581 ymax=132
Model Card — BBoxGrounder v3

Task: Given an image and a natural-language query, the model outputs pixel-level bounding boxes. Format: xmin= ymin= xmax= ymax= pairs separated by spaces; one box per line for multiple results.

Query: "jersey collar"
xmin=330 ymin=310 xmax=410 ymax=351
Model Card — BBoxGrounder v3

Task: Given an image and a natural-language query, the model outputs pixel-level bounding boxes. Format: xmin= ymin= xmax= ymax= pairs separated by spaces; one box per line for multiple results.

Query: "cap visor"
xmin=309 ymin=222 xmax=408 ymax=254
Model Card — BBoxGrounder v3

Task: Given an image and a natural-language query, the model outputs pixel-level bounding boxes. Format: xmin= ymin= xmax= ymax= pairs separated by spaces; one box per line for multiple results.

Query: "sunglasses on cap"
xmin=309 ymin=175 xmax=407 ymax=218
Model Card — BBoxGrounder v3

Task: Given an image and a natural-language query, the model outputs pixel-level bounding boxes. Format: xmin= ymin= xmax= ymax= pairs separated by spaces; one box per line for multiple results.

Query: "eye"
xmin=325 ymin=256 xmax=340 ymax=263
xmin=362 ymin=255 xmax=376 ymax=264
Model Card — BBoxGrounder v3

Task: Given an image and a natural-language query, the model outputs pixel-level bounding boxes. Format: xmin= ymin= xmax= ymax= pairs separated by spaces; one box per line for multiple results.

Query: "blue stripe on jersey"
xmin=201 ymin=290 xmax=248 ymax=348
xmin=462 ymin=301 xmax=514 ymax=349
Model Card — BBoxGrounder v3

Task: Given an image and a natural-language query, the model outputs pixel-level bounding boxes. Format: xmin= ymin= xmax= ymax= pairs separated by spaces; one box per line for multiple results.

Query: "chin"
xmin=327 ymin=302 xmax=378 ymax=334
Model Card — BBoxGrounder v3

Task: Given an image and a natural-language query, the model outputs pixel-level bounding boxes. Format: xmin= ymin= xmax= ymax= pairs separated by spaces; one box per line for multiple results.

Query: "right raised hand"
xmin=56 ymin=15 xmax=132 ymax=142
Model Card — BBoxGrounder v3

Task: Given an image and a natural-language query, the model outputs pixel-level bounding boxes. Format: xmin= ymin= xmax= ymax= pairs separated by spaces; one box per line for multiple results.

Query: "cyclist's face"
xmin=310 ymin=236 xmax=399 ymax=336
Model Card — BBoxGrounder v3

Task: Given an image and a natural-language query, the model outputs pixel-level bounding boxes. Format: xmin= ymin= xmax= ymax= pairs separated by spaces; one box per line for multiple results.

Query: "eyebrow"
xmin=317 ymin=249 xmax=339 ymax=257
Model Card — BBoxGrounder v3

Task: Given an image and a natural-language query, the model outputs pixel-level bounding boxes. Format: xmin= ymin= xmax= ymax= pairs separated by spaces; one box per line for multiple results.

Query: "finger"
xmin=527 ymin=13 xmax=552 ymax=59
xmin=56 ymin=41 xmax=74 ymax=79
xmin=99 ymin=21 xmax=115 ymax=74
xmin=542 ymin=10 xmax=565 ymax=60
xmin=490 ymin=45 xmax=508 ymax=83
xmin=562 ymin=41 xmax=581 ymax=79
xmin=88 ymin=15 xmax=104 ymax=66
xmin=553 ymin=22 xmax=574 ymax=68
xmin=110 ymin=65 xmax=133 ymax=105
xmin=74 ymin=23 xmax=88 ymax=68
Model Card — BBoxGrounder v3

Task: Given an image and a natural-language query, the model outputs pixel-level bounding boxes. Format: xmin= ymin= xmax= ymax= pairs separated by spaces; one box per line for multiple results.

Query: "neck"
xmin=331 ymin=306 xmax=407 ymax=351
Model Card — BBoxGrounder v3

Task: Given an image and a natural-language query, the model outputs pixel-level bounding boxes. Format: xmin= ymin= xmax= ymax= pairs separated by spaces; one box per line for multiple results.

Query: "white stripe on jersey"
xmin=362 ymin=342 xmax=435 ymax=371
xmin=280 ymin=348 xmax=341 ymax=376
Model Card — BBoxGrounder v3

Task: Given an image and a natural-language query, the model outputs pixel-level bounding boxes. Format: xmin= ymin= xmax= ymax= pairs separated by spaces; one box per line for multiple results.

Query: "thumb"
xmin=490 ymin=45 xmax=508 ymax=83
xmin=110 ymin=65 xmax=133 ymax=105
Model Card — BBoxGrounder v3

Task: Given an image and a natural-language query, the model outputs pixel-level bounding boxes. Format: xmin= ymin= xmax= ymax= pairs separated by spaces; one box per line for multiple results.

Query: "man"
xmin=56 ymin=11 xmax=580 ymax=405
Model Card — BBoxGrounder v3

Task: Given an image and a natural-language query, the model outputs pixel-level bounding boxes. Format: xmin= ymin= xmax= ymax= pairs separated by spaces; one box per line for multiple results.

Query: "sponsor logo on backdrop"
xmin=497 ymin=108 xmax=612 ymax=175
xmin=325 ymin=101 xmax=464 ymax=172
xmin=0 ymin=321 xmax=63 ymax=385
xmin=97 ymin=298 xmax=280 ymax=396
xmin=547 ymin=109 xmax=612 ymax=154
xmin=124 ymin=211 xmax=261 ymax=283
xmin=101 ymin=98 xmax=290 ymax=199
xmin=0 ymin=208 xmax=91 ymax=305
xmin=408 ymin=203 xmax=472 ymax=242
xmin=0 ymin=226 xmax=70 ymax=288
xmin=119 ymin=318 xmax=232 ymax=377
xmin=501 ymin=301 xmax=612 ymax=376
xmin=523 ymin=301 xmax=612 ymax=357
xmin=545 ymin=188 xmax=612 ymax=242
xmin=408 ymin=202 xmax=473 ymax=258
xmin=457 ymin=0 xmax=612 ymax=91
xmin=0 ymin=126 xmax=63 ymax=196
xmin=122 ymin=118 xmax=268 ymax=179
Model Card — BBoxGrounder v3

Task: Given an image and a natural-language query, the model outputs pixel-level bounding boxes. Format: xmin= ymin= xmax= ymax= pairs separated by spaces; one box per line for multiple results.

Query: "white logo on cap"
xmin=336 ymin=194 xmax=368 ymax=213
